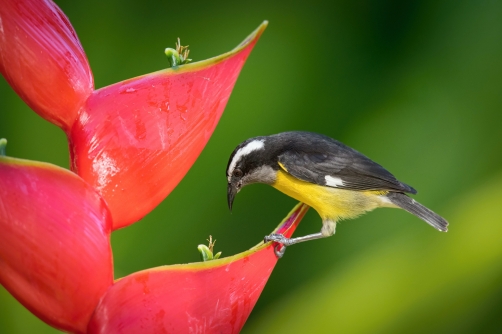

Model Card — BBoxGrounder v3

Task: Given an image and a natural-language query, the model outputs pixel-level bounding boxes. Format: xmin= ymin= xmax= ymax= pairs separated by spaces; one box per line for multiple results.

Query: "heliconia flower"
xmin=1 ymin=1 xmax=290 ymax=332
xmin=0 ymin=0 xmax=267 ymax=229
xmin=0 ymin=0 xmax=93 ymax=132
xmin=87 ymin=203 xmax=309 ymax=334
xmin=69 ymin=23 xmax=267 ymax=229
xmin=0 ymin=140 xmax=113 ymax=334
xmin=0 ymin=138 xmax=308 ymax=332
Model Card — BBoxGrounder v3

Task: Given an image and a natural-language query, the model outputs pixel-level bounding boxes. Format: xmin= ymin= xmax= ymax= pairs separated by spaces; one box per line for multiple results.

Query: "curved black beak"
xmin=227 ymin=183 xmax=237 ymax=212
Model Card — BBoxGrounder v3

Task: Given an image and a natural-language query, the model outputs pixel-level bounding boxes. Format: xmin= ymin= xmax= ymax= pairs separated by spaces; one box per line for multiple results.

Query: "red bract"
xmin=0 ymin=1 xmax=291 ymax=332
xmin=0 ymin=154 xmax=113 ymax=333
xmin=87 ymin=203 xmax=309 ymax=334
xmin=69 ymin=23 xmax=267 ymax=229
xmin=0 ymin=0 xmax=93 ymax=132
xmin=0 ymin=0 xmax=266 ymax=229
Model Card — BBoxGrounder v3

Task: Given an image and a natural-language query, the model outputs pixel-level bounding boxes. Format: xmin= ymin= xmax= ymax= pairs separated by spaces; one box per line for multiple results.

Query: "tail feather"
xmin=386 ymin=192 xmax=448 ymax=232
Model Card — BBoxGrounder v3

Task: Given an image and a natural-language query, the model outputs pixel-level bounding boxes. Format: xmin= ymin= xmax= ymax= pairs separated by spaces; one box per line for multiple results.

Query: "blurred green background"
xmin=1 ymin=0 xmax=501 ymax=332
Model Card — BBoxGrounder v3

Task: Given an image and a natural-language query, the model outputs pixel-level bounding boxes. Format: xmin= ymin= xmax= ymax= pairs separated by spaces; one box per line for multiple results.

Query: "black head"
xmin=226 ymin=136 xmax=279 ymax=211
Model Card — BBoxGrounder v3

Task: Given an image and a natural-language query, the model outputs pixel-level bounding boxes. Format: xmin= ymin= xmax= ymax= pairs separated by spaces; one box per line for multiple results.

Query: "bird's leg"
xmin=264 ymin=233 xmax=326 ymax=258
xmin=264 ymin=220 xmax=336 ymax=258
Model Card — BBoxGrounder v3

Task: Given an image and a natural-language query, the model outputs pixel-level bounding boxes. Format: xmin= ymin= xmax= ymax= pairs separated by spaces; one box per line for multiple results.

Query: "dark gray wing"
xmin=277 ymin=138 xmax=417 ymax=194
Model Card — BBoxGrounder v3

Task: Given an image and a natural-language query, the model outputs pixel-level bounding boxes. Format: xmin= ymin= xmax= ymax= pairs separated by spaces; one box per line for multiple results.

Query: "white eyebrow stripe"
xmin=325 ymin=175 xmax=344 ymax=187
xmin=228 ymin=140 xmax=265 ymax=180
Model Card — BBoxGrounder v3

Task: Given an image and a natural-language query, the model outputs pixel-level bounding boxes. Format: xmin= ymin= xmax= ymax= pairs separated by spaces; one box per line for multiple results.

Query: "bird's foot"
xmin=264 ymin=233 xmax=291 ymax=258
xmin=264 ymin=233 xmax=292 ymax=245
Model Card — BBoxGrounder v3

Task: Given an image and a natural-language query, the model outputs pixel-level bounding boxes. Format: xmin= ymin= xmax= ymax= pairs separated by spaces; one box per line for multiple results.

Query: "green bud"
xmin=0 ymin=138 xmax=7 ymax=156
xmin=164 ymin=48 xmax=181 ymax=68
xmin=198 ymin=244 xmax=213 ymax=262
xmin=165 ymin=38 xmax=192 ymax=68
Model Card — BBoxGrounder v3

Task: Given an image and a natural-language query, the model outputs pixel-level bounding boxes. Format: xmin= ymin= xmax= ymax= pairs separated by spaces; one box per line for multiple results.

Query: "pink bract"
xmin=69 ymin=23 xmax=267 ymax=229
xmin=0 ymin=1 xmax=298 ymax=333
xmin=0 ymin=0 xmax=266 ymax=229
xmin=0 ymin=0 xmax=93 ymax=132
xmin=0 ymin=155 xmax=113 ymax=334
xmin=88 ymin=203 xmax=309 ymax=334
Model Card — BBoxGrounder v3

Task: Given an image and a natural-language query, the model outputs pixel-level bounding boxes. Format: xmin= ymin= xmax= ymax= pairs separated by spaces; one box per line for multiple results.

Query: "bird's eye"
xmin=233 ymin=169 xmax=243 ymax=178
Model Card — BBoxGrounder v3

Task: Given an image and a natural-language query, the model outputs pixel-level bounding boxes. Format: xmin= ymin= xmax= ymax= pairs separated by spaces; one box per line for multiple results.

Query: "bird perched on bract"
xmin=226 ymin=131 xmax=448 ymax=257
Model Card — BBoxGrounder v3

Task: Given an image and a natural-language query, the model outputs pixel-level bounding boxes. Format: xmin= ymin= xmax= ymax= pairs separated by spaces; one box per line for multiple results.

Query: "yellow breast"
xmin=272 ymin=169 xmax=392 ymax=221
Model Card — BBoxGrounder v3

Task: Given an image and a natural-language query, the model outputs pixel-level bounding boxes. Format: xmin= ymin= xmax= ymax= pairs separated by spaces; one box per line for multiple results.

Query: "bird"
xmin=226 ymin=131 xmax=448 ymax=257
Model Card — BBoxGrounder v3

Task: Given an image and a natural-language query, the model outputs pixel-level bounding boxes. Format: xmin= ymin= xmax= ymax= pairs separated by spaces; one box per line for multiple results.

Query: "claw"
xmin=264 ymin=233 xmax=288 ymax=244
xmin=274 ymin=244 xmax=286 ymax=258
xmin=264 ymin=233 xmax=289 ymax=258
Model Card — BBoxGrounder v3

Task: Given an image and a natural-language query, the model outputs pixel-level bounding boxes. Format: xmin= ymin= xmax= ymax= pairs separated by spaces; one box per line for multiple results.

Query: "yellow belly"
xmin=272 ymin=170 xmax=392 ymax=221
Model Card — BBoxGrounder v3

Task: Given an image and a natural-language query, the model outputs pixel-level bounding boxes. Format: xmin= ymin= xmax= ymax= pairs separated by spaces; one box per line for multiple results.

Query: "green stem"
xmin=0 ymin=138 xmax=6 ymax=156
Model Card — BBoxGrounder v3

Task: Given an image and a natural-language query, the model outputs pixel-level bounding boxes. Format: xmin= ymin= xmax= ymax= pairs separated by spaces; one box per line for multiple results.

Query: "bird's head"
xmin=226 ymin=137 xmax=278 ymax=211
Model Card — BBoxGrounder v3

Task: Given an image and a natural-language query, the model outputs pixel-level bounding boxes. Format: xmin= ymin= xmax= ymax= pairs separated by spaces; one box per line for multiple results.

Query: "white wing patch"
xmin=325 ymin=175 xmax=344 ymax=187
xmin=378 ymin=195 xmax=398 ymax=208
xmin=228 ymin=139 xmax=265 ymax=181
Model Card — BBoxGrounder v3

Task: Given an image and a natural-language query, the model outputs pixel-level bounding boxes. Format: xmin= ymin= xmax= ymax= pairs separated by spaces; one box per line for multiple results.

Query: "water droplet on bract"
xmin=125 ymin=88 xmax=136 ymax=93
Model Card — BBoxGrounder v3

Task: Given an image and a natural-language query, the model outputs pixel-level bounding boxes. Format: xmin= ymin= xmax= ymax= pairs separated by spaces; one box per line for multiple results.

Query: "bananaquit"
xmin=226 ymin=131 xmax=448 ymax=257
